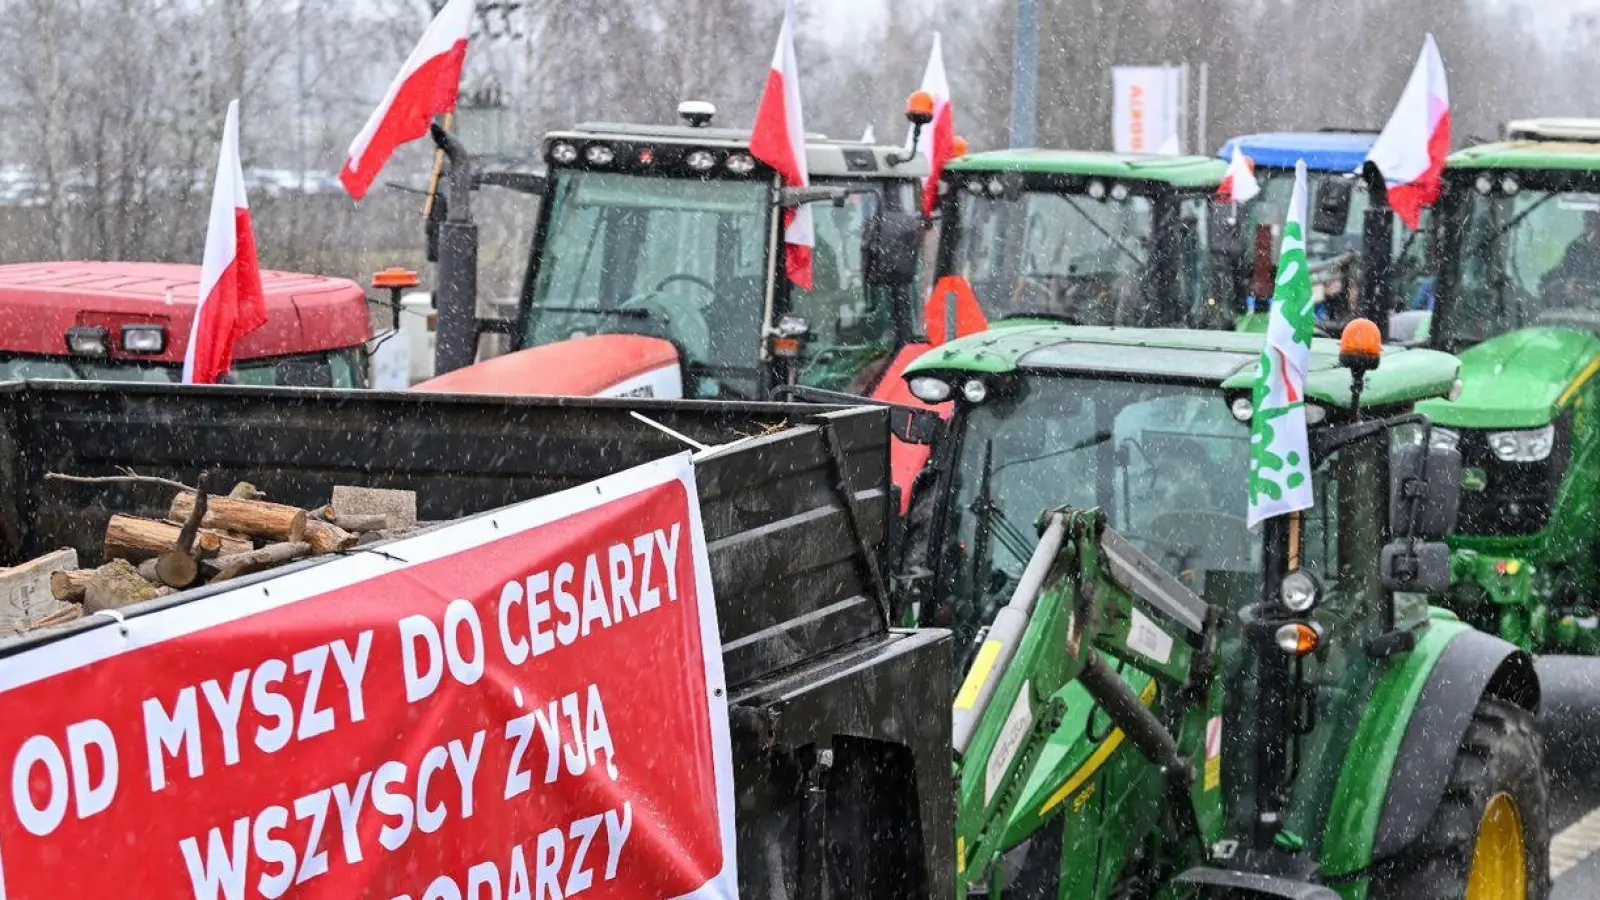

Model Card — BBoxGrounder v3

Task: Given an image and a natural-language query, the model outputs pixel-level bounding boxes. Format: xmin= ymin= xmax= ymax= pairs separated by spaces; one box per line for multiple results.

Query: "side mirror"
xmin=1380 ymin=540 xmax=1452 ymax=594
xmin=1390 ymin=443 xmax=1463 ymax=539
xmin=1207 ymin=203 xmax=1245 ymax=257
xmin=864 ymin=210 xmax=923 ymax=287
xmin=274 ymin=359 xmax=335 ymax=388
xmin=1312 ymin=178 xmax=1354 ymax=237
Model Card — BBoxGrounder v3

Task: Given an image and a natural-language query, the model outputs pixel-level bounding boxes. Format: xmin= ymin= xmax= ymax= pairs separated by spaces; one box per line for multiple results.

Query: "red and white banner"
xmin=1111 ymin=66 xmax=1182 ymax=155
xmin=183 ymin=99 xmax=266 ymax=385
xmin=340 ymin=0 xmax=475 ymax=201
xmin=1217 ymin=144 xmax=1260 ymax=205
xmin=0 ymin=456 xmax=736 ymax=900
xmin=1365 ymin=33 xmax=1450 ymax=230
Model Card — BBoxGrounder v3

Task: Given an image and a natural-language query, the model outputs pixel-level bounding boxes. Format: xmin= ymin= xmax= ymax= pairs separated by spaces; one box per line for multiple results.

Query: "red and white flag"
xmin=183 ymin=100 xmax=266 ymax=385
xmin=340 ymin=0 xmax=474 ymax=201
xmin=750 ymin=0 xmax=814 ymax=290
xmin=911 ymin=32 xmax=956 ymax=216
xmin=1365 ymin=33 xmax=1450 ymax=230
xmin=1218 ymin=144 xmax=1260 ymax=205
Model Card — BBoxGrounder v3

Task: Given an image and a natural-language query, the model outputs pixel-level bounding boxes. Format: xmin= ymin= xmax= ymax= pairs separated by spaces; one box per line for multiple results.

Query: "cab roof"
xmin=550 ymin=122 xmax=930 ymax=179
xmin=0 ymin=261 xmax=371 ymax=363
xmin=946 ymin=149 xmax=1225 ymax=188
xmin=904 ymin=321 xmax=1460 ymax=410
xmin=1448 ymin=139 xmax=1600 ymax=172
xmin=1216 ymin=132 xmax=1375 ymax=173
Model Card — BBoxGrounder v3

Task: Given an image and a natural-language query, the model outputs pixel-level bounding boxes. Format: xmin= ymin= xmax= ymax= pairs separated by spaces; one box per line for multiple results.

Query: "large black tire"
xmin=1370 ymin=696 xmax=1550 ymax=899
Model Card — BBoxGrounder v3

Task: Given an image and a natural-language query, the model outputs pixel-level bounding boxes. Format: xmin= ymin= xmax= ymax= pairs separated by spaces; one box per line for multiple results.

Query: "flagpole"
xmin=423 ymin=111 xmax=455 ymax=220
xmin=1008 ymin=0 xmax=1038 ymax=148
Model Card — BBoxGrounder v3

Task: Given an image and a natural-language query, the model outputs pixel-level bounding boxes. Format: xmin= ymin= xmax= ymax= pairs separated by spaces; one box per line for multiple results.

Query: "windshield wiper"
xmin=535 ymin=306 xmax=650 ymax=318
xmin=967 ymin=440 xmax=1041 ymax=583
xmin=1484 ymin=192 xmax=1559 ymax=248
xmin=1060 ymin=195 xmax=1145 ymax=269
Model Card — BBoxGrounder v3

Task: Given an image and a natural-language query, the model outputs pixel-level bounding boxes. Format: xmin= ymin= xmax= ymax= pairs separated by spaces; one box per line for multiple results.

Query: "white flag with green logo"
xmin=1247 ymin=160 xmax=1317 ymax=529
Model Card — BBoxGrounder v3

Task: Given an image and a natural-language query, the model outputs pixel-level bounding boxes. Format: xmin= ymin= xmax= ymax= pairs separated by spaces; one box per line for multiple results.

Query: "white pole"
xmin=1179 ymin=63 xmax=1190 ymax=155
xmin=1198 ymin=62 xmax=1209 ymax=156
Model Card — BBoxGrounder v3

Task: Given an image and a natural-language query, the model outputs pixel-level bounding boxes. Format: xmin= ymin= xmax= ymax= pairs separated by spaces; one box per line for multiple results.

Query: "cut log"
xmin=204 ymin=541 xmax=313 ymax=583
xmin=154 ymin=552 xmax=200 ymax=589
xmin=303 ymin=519 xmax=356 ymax=554
xmin=169 ymin=492 xmax=307 ymax=542
xmin=28 ymin=603 xmax=83 ymax=631
xmin=330 ymin=486 xmax=417 ymax=529
xmin=104 ymin=515 xmax=250 ymax=563
xmin=84 ymin=559 xmax=161 ymax=612
xmin=315 ymin=507 xmax=388 ymax=533
xmin=50 ymin=569 xmax=94 ymax=603
xmin=0 ymin=548 xmax=80 ymax=637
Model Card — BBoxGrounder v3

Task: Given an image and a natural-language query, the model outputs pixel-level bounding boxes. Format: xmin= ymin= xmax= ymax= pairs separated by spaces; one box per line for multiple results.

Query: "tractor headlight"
xmin=725 ymin=153 xmax=756 ymax=175
xmin=686 ymin=150 xmax=716 ymax=172
xmin=1487 ymin=425 xmax=1554 ymax=462
xmin=584 ymin=144 xmax=615 ymax=166
xmin=1280 ymin=569 xmax=1321 ymax=613
xmin=549 ymin=142 xmax=578 ymax=165
xmin=121 ymin=324 xmax=166 ymax=354
xmin=1109 ymin=182 xmax=1130 ymax=202
xmin=65 ymin=326 xmax=109 ymax=357
xmin=908 ymin=377 xmax=952 ymax=404
xmin=962 ymin=378 xmax=989 ymax=404
xmin=1430 ymin=427 xmax=1461 ymax=453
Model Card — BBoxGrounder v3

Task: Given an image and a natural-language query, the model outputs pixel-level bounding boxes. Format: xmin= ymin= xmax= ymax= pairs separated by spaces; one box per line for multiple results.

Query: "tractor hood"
xmin=412 ymin=334 xmax=683 ymax=399
xmin=1418 ymin=327 xmax=1600 ymax=429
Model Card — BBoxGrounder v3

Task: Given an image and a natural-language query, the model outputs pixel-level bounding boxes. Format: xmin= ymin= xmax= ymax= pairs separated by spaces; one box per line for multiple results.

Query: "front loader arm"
xmin=954 ymin=508 xmax=1212 ymax=892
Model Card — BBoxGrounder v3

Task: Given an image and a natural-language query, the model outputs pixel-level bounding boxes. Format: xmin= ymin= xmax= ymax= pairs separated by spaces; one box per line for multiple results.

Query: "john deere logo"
xmin=1461 ymin=467 xmax=1488 ymax=492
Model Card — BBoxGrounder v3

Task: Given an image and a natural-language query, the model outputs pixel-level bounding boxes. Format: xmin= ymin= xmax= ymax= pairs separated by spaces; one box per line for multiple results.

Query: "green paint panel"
xmin=948 ymin=149 xmax=1227 ymax=188
xmin=1318 ymin=617 xmax=1472 ymax=878
xmin=904 ymin=323 xmax=1460 ymax=410
xmin=1417 ymin=327 xmax=1600 ymax=429
xmin=1449 ymin=140 xmax=1600 ymax=171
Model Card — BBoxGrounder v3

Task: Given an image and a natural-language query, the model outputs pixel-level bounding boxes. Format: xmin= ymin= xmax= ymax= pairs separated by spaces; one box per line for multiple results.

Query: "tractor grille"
xmin=1453 ymin=424 xmax=1568 ymax=538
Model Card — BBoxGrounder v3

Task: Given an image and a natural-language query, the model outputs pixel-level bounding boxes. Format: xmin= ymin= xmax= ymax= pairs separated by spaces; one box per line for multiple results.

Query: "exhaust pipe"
xmin=430 ymin=124 xmax=480 ymax=377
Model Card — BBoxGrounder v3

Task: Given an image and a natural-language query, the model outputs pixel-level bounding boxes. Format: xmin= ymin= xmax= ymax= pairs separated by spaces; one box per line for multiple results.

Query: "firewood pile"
xmin=1 ymin=473 xmax=421 ymax=639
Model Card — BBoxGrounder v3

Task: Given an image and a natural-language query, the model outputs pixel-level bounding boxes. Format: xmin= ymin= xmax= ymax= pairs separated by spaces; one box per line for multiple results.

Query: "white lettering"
xmin=65 ymin=718 xmax=118 ymax=819
xmin=11 ymin=734 xmax=68 ymax=836
xmin=144 ymin=687 xmax=202 ymax=791
xmin=201 ymin=669 xmax=250 ymax=766
xmin=292 ymin=645 xmax=334 ymax=740
xmin=444 ymin=598 xmax=486 ymax=687
xmin=499 ymin=581 xmax=529 ymax=665
xmin=252 ymin=805 xmax=295 ymax=899
xmin=252 ymin=659 xmax=293 ymax=753
xmin=373 ymin=760 xmax=415 ymax=852
xmin=400 ymin=615 xmax=444 ymax=703
xmin=179 ymin=816 xmax=249 ymax=900
xmin=330 ymin=631 xmax=373 ymax=723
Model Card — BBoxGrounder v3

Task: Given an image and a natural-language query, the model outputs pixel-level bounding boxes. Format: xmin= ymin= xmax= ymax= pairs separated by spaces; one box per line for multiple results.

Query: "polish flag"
xmin=1218 ymin=145 xmax=1260 ymax=205
xmin=1365 ymin=33 xmax=1450 ymax=230
xmin=911 ymin=32 xmax=956 ymax=216
xmin=750 ymin=0 xmax=814 ymax=290
xmin=183 ymin=100 xmax=266 ymax=385
xmin=340 ymin=0 xmax=475 ymax=201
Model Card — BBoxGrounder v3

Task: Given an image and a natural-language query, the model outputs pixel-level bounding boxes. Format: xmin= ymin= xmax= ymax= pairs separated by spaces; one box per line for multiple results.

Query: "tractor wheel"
xmin=1370 ymin=696 xmax=1550 ymax=900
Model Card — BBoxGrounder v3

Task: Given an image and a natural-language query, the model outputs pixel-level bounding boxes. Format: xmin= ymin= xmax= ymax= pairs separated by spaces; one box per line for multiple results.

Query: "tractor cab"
xmin=418 ymin=102 xmax=929 ymax=402
xmin=1417 ymin=118 xmax=1600 ymax=652
xmin=894 ymin=322 xmax=1546 ymax=900
xmin=929 ymin=151 xmax=1229 ymax=332
xmin=1217 ymin=131 xmax=1432 ymax=338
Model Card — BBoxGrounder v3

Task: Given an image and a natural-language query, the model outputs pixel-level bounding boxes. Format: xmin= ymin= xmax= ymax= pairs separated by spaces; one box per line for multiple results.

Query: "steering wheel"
xmin=1141 ymin=511 xmax=1253 ymax=581
xmin=655 ymin=273 xmax=739 ymax=309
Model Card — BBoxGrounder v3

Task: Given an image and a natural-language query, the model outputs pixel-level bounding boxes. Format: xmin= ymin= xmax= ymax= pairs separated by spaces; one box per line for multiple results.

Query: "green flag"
xmin=1247 ymin=160 xmax=1316 ymax=529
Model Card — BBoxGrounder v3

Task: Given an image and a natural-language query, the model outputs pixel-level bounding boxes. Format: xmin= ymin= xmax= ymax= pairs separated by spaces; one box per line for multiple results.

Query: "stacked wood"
xmin=49 ymin=569 xmax=94 ymax=603
xmin=313 ymin=507 xmax=388 ymax=533
xmin=103 ymin=515 xmax=251 ymax=563
xmin=169 ymin=493 xmax=308 ymax=542
xmin=304 ymin=519 xmax=356 ymax=554
xmin=84 ymin=559 xmax=160 ymax=612
xmin=205 ymin=542 xmax=313 ymax=583
xmin=0 ymin=548 xmax=80 ymax=637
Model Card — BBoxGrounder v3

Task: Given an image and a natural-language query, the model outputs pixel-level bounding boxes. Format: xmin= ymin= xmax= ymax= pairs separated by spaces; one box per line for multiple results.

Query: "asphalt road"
xmin=1537 ymin=656 xmax=1600 ymax=898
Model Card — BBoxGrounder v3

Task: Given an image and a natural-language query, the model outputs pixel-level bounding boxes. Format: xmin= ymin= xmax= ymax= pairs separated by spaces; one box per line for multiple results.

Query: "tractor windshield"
xmin=525 ymin=170 xmax=771 ymax=397
xmin=0 ymin=350 xmax=366 ymax=387
xmin=932 ymin=378 xmax=1284 ymax=660
xmin=1241 ymin=169 xmax=1432 ymax=324
xmin=948 ymin=189 xmax=1208 ymax=326
xmin=1439 ymin=187 xmax=1600 ymax=347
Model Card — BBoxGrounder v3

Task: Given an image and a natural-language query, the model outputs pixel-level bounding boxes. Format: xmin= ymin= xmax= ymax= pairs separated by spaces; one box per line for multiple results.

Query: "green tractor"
xmin=894 ymin=321 xmax=1548 ymax=898
xmin=1414 ymin=118 xmax=1600 ymax=653
xmin=928 ymin=151 xmax=1233 ymax=332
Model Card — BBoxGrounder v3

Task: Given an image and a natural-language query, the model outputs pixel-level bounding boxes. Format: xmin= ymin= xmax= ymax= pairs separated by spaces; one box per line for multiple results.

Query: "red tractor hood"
xmin=413 ymin=334 xmax=683 ymax=398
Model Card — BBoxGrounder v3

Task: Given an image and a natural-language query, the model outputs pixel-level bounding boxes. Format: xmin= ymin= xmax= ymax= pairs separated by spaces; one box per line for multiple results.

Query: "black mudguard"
xmin=1370 ymin=628 xmax=1539 ymax=862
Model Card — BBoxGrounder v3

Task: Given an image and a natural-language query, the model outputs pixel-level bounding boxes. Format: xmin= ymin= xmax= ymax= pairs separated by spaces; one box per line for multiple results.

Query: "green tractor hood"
xmin=1418 ymin=327 xmax=1600 ymax=429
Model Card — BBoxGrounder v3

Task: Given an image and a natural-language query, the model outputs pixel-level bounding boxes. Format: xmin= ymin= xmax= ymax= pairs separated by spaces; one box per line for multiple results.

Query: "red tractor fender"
xmin=412 ymin=334 xmax=683 ymax=398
